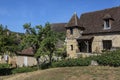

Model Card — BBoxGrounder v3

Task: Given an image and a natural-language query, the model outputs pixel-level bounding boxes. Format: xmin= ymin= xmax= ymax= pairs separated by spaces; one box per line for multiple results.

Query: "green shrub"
xmin=40 ymin=63 xmax=51 ymax=69
xmin=0 ymin=63 xmax=10 ymax=68
xmin=96 ymin=50 xmax=120 ymax=67
xmin=52 ymin=58 xmax=91 ymax=67
xmin=0 ymin=68 xmax=13 ymax=75
xmin=0 ymin=63 xmax=12 ymax=75
xmin=12 ymin=67 xmax=37 ymax=74
xmin=52 ymin=50 xmax=120 ymax=67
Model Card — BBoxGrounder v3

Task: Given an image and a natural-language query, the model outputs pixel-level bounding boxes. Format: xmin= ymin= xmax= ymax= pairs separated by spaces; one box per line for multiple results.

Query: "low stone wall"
xmin=77 ymin=53 xmax=100 ymax=58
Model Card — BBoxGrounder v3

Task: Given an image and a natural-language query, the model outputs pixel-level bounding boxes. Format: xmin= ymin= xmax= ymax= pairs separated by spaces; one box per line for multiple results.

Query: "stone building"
xmin=65 ymin=6 xmax=120 ymax=58
xmin=16 ymin=47 xmax=37 ymax=67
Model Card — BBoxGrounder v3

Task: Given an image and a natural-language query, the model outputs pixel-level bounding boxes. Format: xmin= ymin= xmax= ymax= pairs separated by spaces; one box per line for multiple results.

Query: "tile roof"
xmin=51 ymin=6 xmax=120 ymax=35
xmin=51 ymin=23 xmax=66 ymax=33
xmin=77 ymin=36 xmax=93 ymax=40
xmin=79 ymin=6 xmax=120 ymax=34
xmin=66 ymin=12 xmax=81 ymax=27
xmin=17 ymin=47 xmax=34 ymax=56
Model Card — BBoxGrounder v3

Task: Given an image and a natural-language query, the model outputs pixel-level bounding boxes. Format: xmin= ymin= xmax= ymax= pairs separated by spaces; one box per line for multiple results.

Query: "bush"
xmin=52 ymin=50 xmax=120 ymax=67
xmin=40 ymin=63 xmax=51 ymax=69
xmin=0 ymin=68 xmax=13 ymax=75
xmin=96 ymin=50 xmax=120 ymax=67
xmin=12 ymin=66 xmax=37 ymax=74
xmin=0 ymin=63 xmax=10 ymax=68
xmin=52 ymin=58 xmax=91 ymax=67
xmin=0 ymin=63 xmax=12 ymax=75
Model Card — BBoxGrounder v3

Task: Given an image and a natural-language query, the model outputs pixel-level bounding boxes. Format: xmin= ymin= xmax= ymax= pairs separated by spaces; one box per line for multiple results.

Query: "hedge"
xmin=0 ymin=63 xmax=10 ymax=69
xmin=12 ymin=67 xmax=37 ymax=74
xmin=52 ymin=58 xmax=91 ymax=67
xmin=0 ymin=68 xmax=13 ymax=75
xmin=0 ymin=63 xmax=38 ymax=75
xmin=52 ymin=50 xmax=120 ymax=67
xmin=96 ymin=50 xmax=120 ymax=67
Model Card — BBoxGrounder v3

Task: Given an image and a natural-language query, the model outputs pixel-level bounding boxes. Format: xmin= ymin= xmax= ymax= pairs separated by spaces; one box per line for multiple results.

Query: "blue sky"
xmin=0 ymin=0 xmax=120 ymax=33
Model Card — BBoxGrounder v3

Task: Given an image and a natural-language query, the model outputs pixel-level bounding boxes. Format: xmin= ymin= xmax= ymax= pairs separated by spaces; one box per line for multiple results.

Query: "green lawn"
xmin=3 ymin=66 xmax=120 ymax=80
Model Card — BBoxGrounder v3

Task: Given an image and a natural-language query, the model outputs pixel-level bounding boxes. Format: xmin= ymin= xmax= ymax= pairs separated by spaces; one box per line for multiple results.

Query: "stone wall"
xmin=66 ymin=39 xmax=78 ymax=58
xmin=66 ymin=28 xmax=81 ymax=39
xmin=16 ymin=56 xmax=37 ymax=67
xmin=66 ymin=27 xmax=120 ymax=57
xmin=66 ymin=34 xmax=120 ymax=58
xmin=66 ymin=27 xmax=82 ymax=58
xmin=92 ymin=34 xmax=120 ymax=53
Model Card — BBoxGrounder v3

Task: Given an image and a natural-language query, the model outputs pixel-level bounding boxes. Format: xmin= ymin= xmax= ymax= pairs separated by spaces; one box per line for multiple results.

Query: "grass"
xmin=4 ymin=66 xmax=120 ymax=80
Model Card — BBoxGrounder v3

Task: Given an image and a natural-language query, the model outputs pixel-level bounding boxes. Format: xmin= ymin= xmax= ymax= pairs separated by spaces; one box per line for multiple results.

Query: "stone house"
xmin=65 ymin=6 xmax=120 ymax=58
xmin=16 ymin=47 xmax=37 ymax=67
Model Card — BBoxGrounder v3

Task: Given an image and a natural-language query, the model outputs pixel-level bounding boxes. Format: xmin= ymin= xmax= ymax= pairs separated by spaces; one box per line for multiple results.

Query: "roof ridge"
xmin=74 ymin=12 xmax=78 ymax=25
xmin=51 ymin=22 xmax=67 ymax=24
xmin=81 ymin=6 xmax=120 ymax=16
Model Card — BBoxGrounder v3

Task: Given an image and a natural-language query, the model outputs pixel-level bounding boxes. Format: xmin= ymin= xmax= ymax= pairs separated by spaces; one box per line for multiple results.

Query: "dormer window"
xmin=104 ymin=19 xmax=111 ymax=29
xmin=103 ymin=14 xmax=114 ymax=30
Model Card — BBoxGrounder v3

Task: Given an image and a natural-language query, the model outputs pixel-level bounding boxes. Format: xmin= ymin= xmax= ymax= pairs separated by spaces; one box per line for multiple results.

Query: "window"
xmin=70 ymin=45 xmax=73 ymax=51
xmin=103 ymin=40 xmax=112 ymax=50
xmin=70 ymin=28 xmax=73 ymax=35
xmin=104 ymin=19 xmax=111 ymax=29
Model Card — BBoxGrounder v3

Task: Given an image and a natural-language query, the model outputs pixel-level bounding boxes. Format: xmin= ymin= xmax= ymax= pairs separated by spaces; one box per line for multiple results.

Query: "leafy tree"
xmin=0 ymin=24 xmax=20 ymax=56
xmin=21 ymin=22 xmax=66 ymax=69
xmin=5 ymin=33 xmax=21 ymax=56
xmin=23 ymin=23 xmax=31 ymax=34
xmin=54 ymin=32 xmax=67 ymax=59
xmin=0 ymin=24 xmax=6 ymax=54
xmin=35 ymin=23 xmax=58 ymax=65
xmin=55 ymin=45 xmax=67 ymax=59
xmin=21 ymin=23 xmax=44 ymax=69
xmin=21 ymin=23 xmax=59 ymax=68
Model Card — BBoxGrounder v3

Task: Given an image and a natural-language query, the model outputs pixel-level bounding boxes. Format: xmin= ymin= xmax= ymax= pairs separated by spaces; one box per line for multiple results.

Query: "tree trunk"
xmin=36 ymin=57 xmax=40 ymax=70
xmin=49 ymin=51 xmax=53 ymax=65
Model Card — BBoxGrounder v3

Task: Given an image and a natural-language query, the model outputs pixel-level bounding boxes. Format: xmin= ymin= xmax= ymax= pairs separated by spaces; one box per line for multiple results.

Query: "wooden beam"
xmin=85 ymin=41 xmax=89 ymax=53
